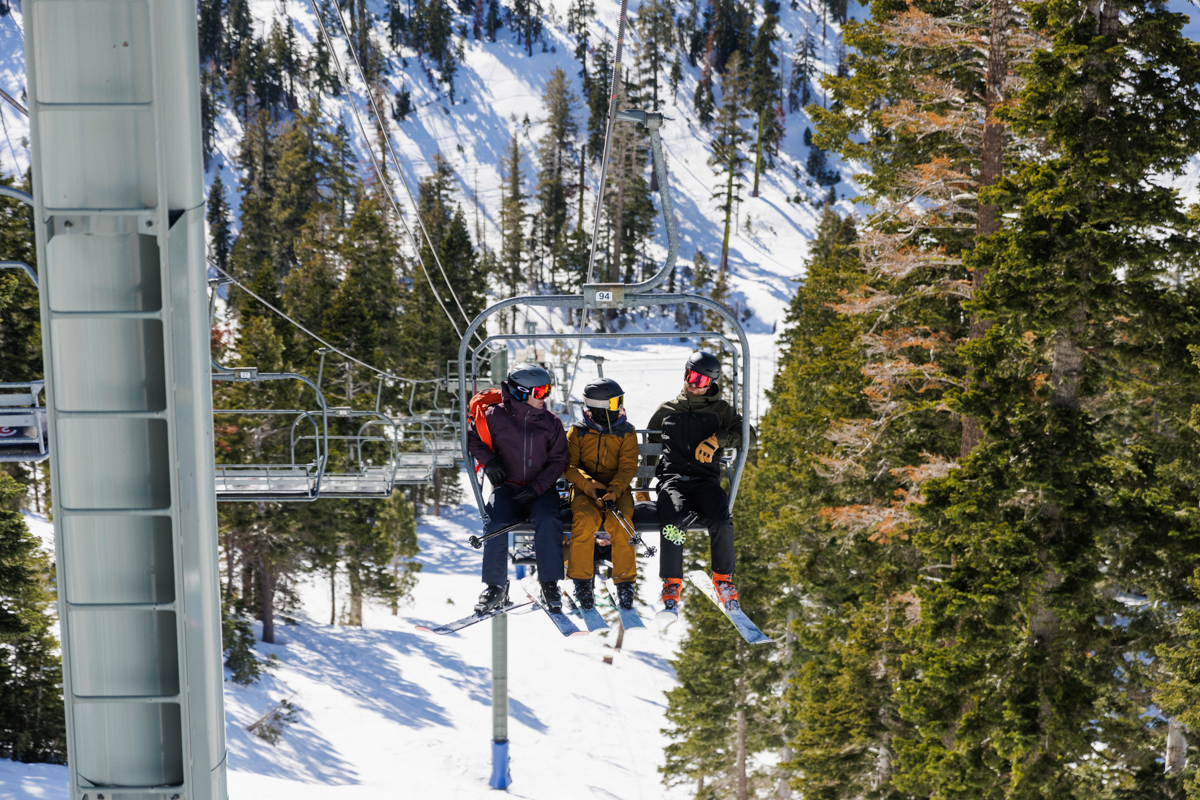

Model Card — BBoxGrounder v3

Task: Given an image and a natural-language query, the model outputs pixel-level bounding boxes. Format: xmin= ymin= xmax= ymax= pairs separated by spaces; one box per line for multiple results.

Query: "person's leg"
xmin=567 ymin=495 xmax=600 ymax=580
xmin=530 ymin=487 xmax=565 ymax=583
xmin=481 ymin=487 xmax=519 ymax=585
xmin=656 ymin=480 xmax=691 ymax=581
xmin=691 ymin=481 xmax=735 ymax=576
xmin=610 ymin=491 xmax=638 ymax=584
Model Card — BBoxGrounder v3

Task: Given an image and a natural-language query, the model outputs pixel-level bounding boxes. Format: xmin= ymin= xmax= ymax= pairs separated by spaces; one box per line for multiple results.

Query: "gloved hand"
xmin=695 ymin=434 xmax=719 ymax=464
xmin=597 ymin=490 xmax=617 ymax=509
xmin=513 ymin=485 xmax=539 ymax=505
xmin=484 ymin=460 xmax=508 ymax=486
xmin=583 ymin=479 xmax=606 ymax=498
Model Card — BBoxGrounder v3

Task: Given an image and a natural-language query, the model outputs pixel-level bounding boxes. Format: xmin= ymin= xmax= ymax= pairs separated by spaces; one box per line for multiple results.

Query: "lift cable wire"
xmin=208 ymin=261 xmax=440 ymax=387
xmin=304 ymin=0 xmax=469 ymax=341
xmin=325 ymin=3 xmax=480 ymax=339
xmin=584 ymin=0 xmax=631 ymax=286
xmin=308 ymin=0 xmax=484 ymax=344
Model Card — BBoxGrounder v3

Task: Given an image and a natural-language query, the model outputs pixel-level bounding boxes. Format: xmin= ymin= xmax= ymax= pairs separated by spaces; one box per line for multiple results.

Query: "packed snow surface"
xmin=1 ymin=499 xmax=701 ymax=800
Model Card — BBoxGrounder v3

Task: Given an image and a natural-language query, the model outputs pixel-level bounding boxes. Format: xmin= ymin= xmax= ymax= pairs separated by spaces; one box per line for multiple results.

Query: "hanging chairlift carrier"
xmin=211 ymin=368 xmax=329 ymax=501
xmin=456 ymin=109 xmax=753 ymax=538
xmin=0 ymin=262 xmax=48 ymax=463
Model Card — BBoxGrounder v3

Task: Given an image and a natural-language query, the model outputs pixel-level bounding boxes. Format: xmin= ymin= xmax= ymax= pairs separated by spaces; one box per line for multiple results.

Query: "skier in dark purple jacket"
xmin=467 ymin=363 xmax=569 ymax=615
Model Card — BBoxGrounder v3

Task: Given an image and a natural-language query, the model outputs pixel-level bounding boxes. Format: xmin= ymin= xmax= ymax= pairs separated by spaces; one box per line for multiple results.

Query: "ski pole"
xmin=603 ymin=500 xmax=671 ymax=558
xmin=468 ymin=520 xmax=527 ymax=549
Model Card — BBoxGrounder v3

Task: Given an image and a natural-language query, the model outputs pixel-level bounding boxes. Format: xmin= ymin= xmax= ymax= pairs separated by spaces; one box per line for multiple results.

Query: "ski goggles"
xmin=584 ymin=394 xmax=624 ymax=412
xmin=511 ymin=383 xmax=552 ymax=401
xmin=685 ymin=369 xmax=714 ymax=389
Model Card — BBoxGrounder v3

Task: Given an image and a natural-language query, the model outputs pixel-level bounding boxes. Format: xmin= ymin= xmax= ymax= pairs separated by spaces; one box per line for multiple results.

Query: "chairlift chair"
xmin=0 ymin=262 xmax=49 ymax=463
xmin=211 ymin=367 xmax=329 ymax=501
xmin=456 ymin=109 xmax=753 ymax=553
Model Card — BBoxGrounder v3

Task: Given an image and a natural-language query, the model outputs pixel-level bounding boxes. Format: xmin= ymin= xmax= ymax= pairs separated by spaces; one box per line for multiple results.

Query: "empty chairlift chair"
xmin=0 ymin=262 xmax=48 ymax=463
xmin=211 ymin=367 xmax=328 ymax=501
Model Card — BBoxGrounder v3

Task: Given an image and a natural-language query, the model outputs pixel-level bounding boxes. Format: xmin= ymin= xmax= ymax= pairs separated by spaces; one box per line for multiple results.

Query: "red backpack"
xmin=468 ymin=388 xmax=503 ymax=467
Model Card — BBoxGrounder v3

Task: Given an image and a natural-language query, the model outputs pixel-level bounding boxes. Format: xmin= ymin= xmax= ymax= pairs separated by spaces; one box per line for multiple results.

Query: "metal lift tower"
xmin=23 ymin=0 xmax=228 ymax=797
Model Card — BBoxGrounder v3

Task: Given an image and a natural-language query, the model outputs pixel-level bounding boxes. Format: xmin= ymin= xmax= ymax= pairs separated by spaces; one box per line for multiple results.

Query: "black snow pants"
xmin=655 ymin=476 xmax=735 ymax=579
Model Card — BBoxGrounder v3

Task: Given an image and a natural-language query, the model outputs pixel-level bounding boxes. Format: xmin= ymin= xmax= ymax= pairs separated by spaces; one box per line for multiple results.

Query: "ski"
xmin=415 ymin=600 xmax=534 ymax=635
xmin=654 ymin=607 xmax=679 ymax=628
xmin=687 ymin=570 xmax=772 ymax=645
xmin=562 ymin=583 xmax=610 ymax=632
xmin=603 ymin=577 xmax=646 ymax=631
xmin=518 ymin=578 xmax=588 ymax=637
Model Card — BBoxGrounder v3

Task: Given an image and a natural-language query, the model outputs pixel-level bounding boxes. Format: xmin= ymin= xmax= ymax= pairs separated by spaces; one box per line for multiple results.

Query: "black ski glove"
xmin=512 ymin=485 xmax=539 ymax=505
xmin=484 ymin=460 xmax=508 ymax=486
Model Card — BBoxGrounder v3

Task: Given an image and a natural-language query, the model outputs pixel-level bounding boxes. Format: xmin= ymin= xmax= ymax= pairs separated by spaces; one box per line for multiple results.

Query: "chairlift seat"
xmin=0 ymin=384 xmax=49 ymax=463
xmin=214 ymin=464 xmax=321 ymax=501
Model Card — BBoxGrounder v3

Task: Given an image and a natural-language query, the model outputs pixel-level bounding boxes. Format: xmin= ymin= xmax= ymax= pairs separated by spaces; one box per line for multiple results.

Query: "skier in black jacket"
xmin=647 ymin=350 xmax=755 ymax=612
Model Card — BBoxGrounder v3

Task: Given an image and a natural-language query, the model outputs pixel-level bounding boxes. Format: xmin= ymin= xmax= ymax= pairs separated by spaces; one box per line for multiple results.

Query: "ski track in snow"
xmin=2 ymin=495 xmax=703 ymax=799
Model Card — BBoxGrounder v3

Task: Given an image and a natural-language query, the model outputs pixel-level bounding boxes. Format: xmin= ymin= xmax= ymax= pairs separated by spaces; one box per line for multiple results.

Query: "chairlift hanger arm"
xmin=457 ymin=292 xmax=752 ymax=523
xmin=1 ymin=261 xmax=37 ymax=287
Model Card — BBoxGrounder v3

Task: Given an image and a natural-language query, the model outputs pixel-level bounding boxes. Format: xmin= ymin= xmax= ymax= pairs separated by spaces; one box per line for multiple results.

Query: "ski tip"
xmin=569 ymin=630 xmax=590 ymax=637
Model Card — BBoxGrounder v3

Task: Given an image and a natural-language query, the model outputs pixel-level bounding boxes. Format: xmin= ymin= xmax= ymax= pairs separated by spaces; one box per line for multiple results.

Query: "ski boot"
xmin=539 ymin=580 xmax=563 ymax=614
xmin=475 ymin=583 xmax=510 ymax=616
xmin=712 ymin=572 xmax=739 ymax=610
xmin=661 ymin=578 xmax=683 ymax=612
xmin=616 ymin=581 xmax=636 ymax=610
xmin=572 ymin=578 xmax=595 ymax=612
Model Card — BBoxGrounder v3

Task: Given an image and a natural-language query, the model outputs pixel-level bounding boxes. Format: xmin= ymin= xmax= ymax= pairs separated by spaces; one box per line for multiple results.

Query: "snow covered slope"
xmin=2 ymin=495 xmax=701 ymax=800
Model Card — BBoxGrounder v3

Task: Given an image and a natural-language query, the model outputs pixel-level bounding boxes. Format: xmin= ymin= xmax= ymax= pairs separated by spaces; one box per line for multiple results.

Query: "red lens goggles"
xmin=685 ymin=370 xmax=713 ymax=388
xmin=531 ymin=384 xmax=552 ymax=399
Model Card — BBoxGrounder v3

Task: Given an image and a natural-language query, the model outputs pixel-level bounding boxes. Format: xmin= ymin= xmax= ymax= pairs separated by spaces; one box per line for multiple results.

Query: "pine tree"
xmin=207 ymin=171 xmax=233 ymax=275
xmin=694 ymin=30 xmax=716 ymax=126
xmin=748 ymin=0 xmax=781 ymax=197
xmin=499 ymin=132 xmax=527 ymax=330
xmin=0 ymin=475 xmax=65 ymax=763
xmin=894 ymin=3 xmax=1200 ymax=796
xmin=587 ymin=40 xmax=613 ymax=157
xmin=708 ymin=51 xmax=750 ymax=279
xmin=536 ymin=66 xmax=580 ymax=282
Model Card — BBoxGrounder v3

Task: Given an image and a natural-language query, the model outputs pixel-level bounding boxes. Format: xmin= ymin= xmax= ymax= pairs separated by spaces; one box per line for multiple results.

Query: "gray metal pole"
xmin=24 ymin=0 xmax=227 ymax=797
xmin=489 ymin=610 xmax=511 ymax=789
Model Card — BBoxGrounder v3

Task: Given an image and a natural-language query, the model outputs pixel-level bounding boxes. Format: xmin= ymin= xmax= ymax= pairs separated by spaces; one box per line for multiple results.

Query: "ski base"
xmin=562 ymin=585 xmax=609 ymax=632
xmin=519 ymin=578 xmax=587 ymax=637
xmin=687 ymin=570 xmax=772 ymax=645
xmin=603 ymin=578 xmax=646 ymax=631
xmin=416 ymin=600 xmax=534 ymax=635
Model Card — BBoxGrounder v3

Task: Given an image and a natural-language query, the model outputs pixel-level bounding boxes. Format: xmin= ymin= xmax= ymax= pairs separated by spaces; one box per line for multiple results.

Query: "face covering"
xmin=590 ymin=408 xmax=623 ymax=428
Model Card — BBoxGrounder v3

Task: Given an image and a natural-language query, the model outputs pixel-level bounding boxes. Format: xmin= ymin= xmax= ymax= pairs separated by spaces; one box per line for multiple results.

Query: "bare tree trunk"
xmin=225 ymin=528 xmax=235 ymax=600
xmin=259 ymin=550 xmax=275 ymax=644
xmin=348 ymin=565 xmax=363 ymax=626
xmin=1166 ymin=718 xmax=1187 ymax=775
xmin=330 ymin=565 xmax=337 ymax=625
xmin=614 ymin=617 xmax=625 ymax=652
xmin=961 ymin=0 xmax=1010 ymax=458
xmin=391 ymin=557 xmax=400 ymax=616
xmin=433 ymin=468 xmax=442 ymax=516
xmin=737 ymin=701 xmax=748 ymax=800
xmin=751 ymin=109 xmax=764 ymax=198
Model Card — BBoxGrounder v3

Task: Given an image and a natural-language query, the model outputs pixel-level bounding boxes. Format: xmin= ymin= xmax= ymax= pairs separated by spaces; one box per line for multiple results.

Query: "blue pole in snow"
xmin=490 ymin=740 xmax=511 ymax=789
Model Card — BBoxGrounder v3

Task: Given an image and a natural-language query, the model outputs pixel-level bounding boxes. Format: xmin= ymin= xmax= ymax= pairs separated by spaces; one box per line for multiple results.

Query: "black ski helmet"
xmin=685 ymin=350 xmax=721 ymax=381
xmin=506 ymin=362 xmax=553 ymax=402
xmin=583 ymin=377 xmax=625 ymax=428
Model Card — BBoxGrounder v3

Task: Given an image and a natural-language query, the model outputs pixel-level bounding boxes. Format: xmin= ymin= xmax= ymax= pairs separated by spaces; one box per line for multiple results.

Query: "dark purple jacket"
xmin=467 ymin=383 xmax=568 ymax=496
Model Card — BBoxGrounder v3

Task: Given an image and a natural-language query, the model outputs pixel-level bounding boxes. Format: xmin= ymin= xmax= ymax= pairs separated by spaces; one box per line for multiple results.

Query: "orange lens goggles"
xmin=531 ymin=384 xmax=552 ymax=399
xmin=685 ymin=370 xmax=713 ymax=388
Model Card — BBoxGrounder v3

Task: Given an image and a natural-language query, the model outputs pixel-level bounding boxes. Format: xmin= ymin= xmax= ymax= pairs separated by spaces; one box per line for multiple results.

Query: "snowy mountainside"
xmin=1 ymin=495 xmax=698 ymax=800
